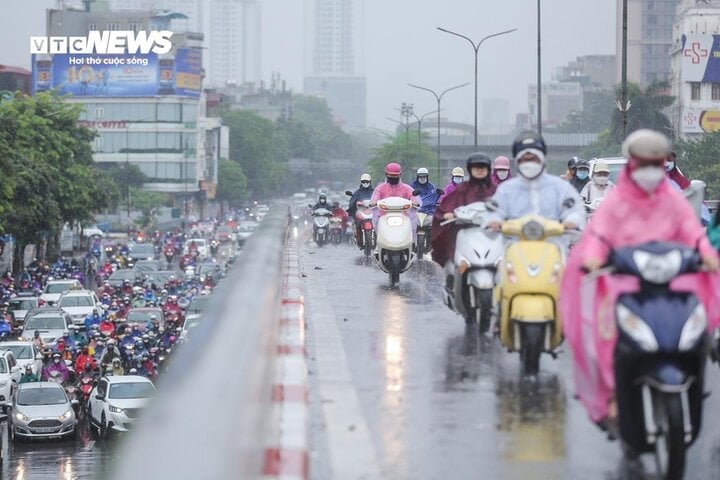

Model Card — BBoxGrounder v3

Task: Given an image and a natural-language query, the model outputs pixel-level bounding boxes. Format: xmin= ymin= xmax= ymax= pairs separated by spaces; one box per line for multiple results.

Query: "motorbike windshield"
xmin=611 ymin=242 xmax=699 ymax=284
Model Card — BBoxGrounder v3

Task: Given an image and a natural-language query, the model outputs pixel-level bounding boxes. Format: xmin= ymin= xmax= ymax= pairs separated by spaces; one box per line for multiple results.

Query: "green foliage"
xmin=216 ymin=159 xmax=248 ymax=206
xmin=107 ymin=163 xmax=148 ymax=198
xmin=130 ymin=188 xmax=168 ymax=229
xmin=673 ymin=132 xmax=720 ymax=198
xmin=366 ymin=131 xmax=437 ymax=182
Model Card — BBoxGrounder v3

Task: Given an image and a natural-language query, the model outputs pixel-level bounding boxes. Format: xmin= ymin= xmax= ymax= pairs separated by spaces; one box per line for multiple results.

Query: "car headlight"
xmin=617 ymin=304 xmax=658 ymax=351
xmin=109 ymin=405 xmax=124 ymax=413
xmin=678 ymin=303 xmax=707 ymax=351
xmin=59 ymin=410 xmax=73 ymax=421
xmin=632 ymin=249 xmax=682 ymax=284
xmin=0 ymin=380 xmax=8 ymax=388
xmin=15 ymin=412 xmax=28 ymax=421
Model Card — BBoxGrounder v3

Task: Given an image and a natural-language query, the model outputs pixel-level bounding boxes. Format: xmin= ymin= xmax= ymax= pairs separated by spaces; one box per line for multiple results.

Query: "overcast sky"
xmin=1 ymin=0 xmax=616 ymax=131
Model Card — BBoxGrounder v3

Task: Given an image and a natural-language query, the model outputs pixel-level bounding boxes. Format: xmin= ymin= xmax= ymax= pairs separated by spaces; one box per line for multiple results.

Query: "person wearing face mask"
xmin=560 ymin=157 xmax=578 ymax=181
xmin=347 ymin=173 xmax=374 ymax=219
xmin=431 ymin=153 xmax=497 ymax=271
xmin=311 ymin=193 xmax=330 ymax=210
xmin=560 ymin=129 xmax=720 ymax=429
xmin=571 ymin=159 xmax=591 ymax=193
xmin=664 ymin=151 xmax=690 ymax=190
xmin=491 ymin=156 xmax=512 ymax=185
xmin=486 ymin=131 xmax=585 ymax=240
xmin=580 ymin=160 xmax=615 ymax=204
xmin=370 ymin=162 xmax=421 ymax=235
xmin=411 ymin=168 xmax=440 ymax=216
xmin=438 ymin=167 xmax=465 ymax=203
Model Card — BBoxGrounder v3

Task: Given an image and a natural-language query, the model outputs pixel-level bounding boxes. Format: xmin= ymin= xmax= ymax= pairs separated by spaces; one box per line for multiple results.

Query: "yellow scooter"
xmin=498 ymin=215 xmax=565 ymax=375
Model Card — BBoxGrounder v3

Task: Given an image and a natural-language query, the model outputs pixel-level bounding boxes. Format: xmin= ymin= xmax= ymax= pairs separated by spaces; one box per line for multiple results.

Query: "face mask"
xmin=54 ymin=359 xmax=60 ymax=364
xmin=518 ymin=161 xmax=543 ymax=179
xmin=594 ymin=176 xmax=609 ymax=186
xmin=631 ymin=166 xmax=665 ymax=193
xmin=319 ymin=199 xmax=326 ymax=204
xmin=387 ymin=176 xmax=400 ymax=185
xmin=452 ymin=176 xmax=463 ymax=184
xmin=665 ymin=161 xmax=675 ymax=172
xmin=496 ymin=170 xmax=509 ymax=180
xmin=418 ymin=177 xmax=428 ymax=185
xmin=360 ymin=181 xmax=370 ymax=187
xmin=576 ymin=170 xmax=589 ymax=180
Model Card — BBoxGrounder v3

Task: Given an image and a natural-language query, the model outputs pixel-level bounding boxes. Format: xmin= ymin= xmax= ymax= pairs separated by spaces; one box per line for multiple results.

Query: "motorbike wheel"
xmin=476 ymin=289 xmax=494 ymax=335
xmin=653 ymin=394 xmax=686 ymax=480
xmin=390 ymin=270 xmax=400 ymax=286
xmin=363 ymin=231 xmax=372 ymax=258
xmin=520 ymin=323 xmax=544 ymax=376
xmin=416 ymin=233 xmax=425 ymax=259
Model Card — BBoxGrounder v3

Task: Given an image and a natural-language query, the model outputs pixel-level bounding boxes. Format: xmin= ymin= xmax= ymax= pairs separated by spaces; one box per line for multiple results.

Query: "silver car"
xmin=9 ymin=382 xmax=77 ymax=441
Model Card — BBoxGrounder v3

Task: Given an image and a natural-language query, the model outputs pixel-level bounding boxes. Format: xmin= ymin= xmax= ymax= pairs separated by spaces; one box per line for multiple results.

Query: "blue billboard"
xmin=681 ymin=34 xmax=720 ymax=83
xmin=31 ymin=48 xmax=202 ymax=98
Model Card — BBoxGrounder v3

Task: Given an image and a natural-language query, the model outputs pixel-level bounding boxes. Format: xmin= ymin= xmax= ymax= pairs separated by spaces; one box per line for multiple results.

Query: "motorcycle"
xmin=310 ymin=206 xmax=332 ymax=247
xmin=440 ymin=202 xmax=504 ymax=333
xmin=164 ymin=246 xmax=175 ymax=266
xmin=605 ymin=242 xmax=709 ymax=479
xmin=373 ymin=196 xmax=416 ymax=286
xmin=77 ymin=374 xmax=95 ymax=417
xmin=497 ymin=215 xmax=566 ymax=375
xmin=329 ymin=216 xmax=344 ymax=245
xmin=346 ymin=193 xmax=375 ymax=259
xmin=415 ymin=188 xmax=444 ymax=259
xmin=210 ymin=239 xmax=219 ymax=256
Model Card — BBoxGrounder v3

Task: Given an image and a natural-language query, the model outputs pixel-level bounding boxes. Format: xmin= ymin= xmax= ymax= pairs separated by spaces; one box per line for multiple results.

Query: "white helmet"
xmin=451 ymin=167 xmax=464 ymax=177
xmin=360 ymin=173 xmax=371 ymax=182
xmin=621 ymin=129 xmax=671 ymax=160
xmin=416 ymin=167 xmax=429 ymax=176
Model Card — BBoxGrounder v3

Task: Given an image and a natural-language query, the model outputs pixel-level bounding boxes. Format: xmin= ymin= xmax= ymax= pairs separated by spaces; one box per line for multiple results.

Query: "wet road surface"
xmin=302 ymin=239 xmax=720 ymax=480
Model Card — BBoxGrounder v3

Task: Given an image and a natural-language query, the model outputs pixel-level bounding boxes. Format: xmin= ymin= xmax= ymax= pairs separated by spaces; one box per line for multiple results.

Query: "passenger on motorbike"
xmin=411 ymin=168 xmax=440 ymax=215
xmin=19 ymin=364 xmax=38 ymax=383
xmin=347 ymin=174 xmax=374 ymax=219
xmin=487 ymin=131 xmax=585 ymax=240
xmin=438 ymin=167 xmax=465 ymax=203
xmin=431 ymin=153 xmax=497 ymax=272
xmin=580 ymin=160 xmax=615 ymax=204
xmin=561 ymin=129 xmax=720 ymax=425
xmin=111 ymin=357 xmax=124 ymax=376
xmin=491 ymin=156 xmax=512 ymax=185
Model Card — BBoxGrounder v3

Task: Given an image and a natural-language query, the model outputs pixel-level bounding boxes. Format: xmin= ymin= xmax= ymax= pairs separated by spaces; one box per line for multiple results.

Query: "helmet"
xmin=332 ymin=201 xmax=339 ymax=209
xmin=112 ymin=357 xmax=121 ymax=365
xmin=575 ymin=159 xmax=589 ymax=170
xmin=384 ymin=162 xmax=402 ymax=177
xmin=621 ymin=129 xmax=671 ymax=160
xmin=84 ymin=363 xmax=92 ymax=373
xmin=318 ymin=193 xmax=327 ymax=202
xmin=416 ymin=167 xmax=429 ymax=176
xmin=360 ymin=173 xmax=371 ymax=182
xmin=593 ymin=160 xmax=610 ymax=174
xmin=493 ymin=156 xmax=510 ymax=170
xmin=511 ymin=131 xmax=547 ymax=160
xmin=466 ymin=153 xmax=492 ymax=171
xmin=567 ymin=157 xmax=579 ymax=169
xmin=24 ymin=364 xmax=32 ymax=371
xmin=451 ymin=167 xmax=465 ymax=177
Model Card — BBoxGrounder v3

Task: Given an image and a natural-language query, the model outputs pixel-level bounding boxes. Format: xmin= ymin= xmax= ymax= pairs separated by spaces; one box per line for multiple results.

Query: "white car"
xmin=1 ymin=342 xmax=42 ymax=376
xmin=0 ymin=350 xmax=21 ymax=405
xmin=183 ymin=238 xmax=208 ymax=259
xmin=588 ymin=156 xmax=627 ymax=184
xmin=8 ymin=296 xmax=39 ymax=326
xmin=41 ymin=279 xmax=82 ymax=306
xmin=21 ymin=310 xmax=74 ymax=347
xmin=57 ymin=289 xmax=102 ymax=325
xmin=88 ymin=375 xmax=155 ymax=435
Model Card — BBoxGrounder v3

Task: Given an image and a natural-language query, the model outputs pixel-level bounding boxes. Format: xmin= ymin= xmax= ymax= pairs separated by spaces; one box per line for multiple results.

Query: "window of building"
xmin=107 ymin=23 xmax=122 ymax=31
xmin=129 ymin=103 xmax=155 ymax=122
xmin=712 ymin=83 xmax=720 ymax=101
xmin=691 ymin=82 xmax=701 ymax=100
xmin=88 ymin=23 xmax=98 ymax=31
xmin=157 ymin=103 xmax=181 ymax=122
xmin=128 ymin=22 xmax=142 ymax=34
xmin=182 ymin=103 xmax=197 ymax=123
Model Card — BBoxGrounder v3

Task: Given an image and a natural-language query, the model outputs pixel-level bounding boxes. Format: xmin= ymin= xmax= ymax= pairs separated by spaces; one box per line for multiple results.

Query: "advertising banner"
xmin=174 ymin=48 xmax=202 ymax=98
xmin=681 ymin=108 xmax=720 ymax=133
xmin=681 ymin=34 xmax=720 ymax=83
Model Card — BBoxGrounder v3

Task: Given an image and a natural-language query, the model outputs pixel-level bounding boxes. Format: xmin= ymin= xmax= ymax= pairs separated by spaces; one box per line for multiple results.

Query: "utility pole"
xmin=620 ymin=0 xmax=630 ymax=137
xmin=537 ymin=0 xmax=542 ymax=135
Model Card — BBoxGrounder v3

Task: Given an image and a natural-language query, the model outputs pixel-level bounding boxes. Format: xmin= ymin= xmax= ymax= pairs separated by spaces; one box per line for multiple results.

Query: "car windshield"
xmin=134 ymin=261 xmax=160 ymax=271
xmin=607 ymin=163 xmax=625 ymax=184
xmin=5 ymin=345 xmax=32 ymax=360
xmin=108 ymin=382 xmax=155 ymax=399
xmin=110 ymin=271 xmax=137 ymax=280
xmin=186 ymin=239 xmax=206 ymax=247
xmin=60 ymin=296 xmax=93 ymax=307
xmin=18 ymin=387 xmax=67 ymax=406
xmin=239 ymin=224 xmax=256 ymax=232
xmin=187 ymin=297 xmax=210 ymax=313
xmin=45 ymin=283 xmax=74 ymax=294
xmin=217 ymin=227 xmax=231 ymax=234
xmin=144 ymin=272 xmax=174 ymax=285
xmin=9 ymin=299 xmax=36 ymax=311
xmin=25 ymin=316 xmax=65 ymax=330
xmin=129 ymin=245 xmax=155 ymax=256
xmin=126 ymin=311 xmax=161 ymax=324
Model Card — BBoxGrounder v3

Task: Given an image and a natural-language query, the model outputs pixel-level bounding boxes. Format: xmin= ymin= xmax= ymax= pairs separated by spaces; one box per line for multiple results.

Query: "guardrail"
xmin=111 ymin=205 xmax=291 ymax=480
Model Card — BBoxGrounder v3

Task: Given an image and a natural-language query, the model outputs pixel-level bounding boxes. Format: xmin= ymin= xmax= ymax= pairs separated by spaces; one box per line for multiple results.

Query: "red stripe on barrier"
xmin=271 ymin=384 xmax=309 ymax=403
xmin=277 ymin=345 xmax=307 ymax=356
xmin=263 ymin=448 xmax=309 ymax=477
xmin=282 ymin=298 xmax=304 ymax=305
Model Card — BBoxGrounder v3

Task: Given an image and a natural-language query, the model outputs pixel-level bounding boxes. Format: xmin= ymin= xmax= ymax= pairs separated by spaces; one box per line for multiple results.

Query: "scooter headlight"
xmin=617 ymin=304 xmax=658 ymax=351
xmin=632 ymin=249 xmax=682 ymax=285
xmin=386 ymin=216 xmax=404 ymax=227
xmin=678 ymin=303 xmax=707 ymax=351
xmin=521 ymin=220 xmax=544 ymax=241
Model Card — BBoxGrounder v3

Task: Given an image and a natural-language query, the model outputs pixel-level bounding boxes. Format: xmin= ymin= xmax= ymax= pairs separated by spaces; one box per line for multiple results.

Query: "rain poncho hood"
xmin=560 ymin=168 xmax=720 ymax=422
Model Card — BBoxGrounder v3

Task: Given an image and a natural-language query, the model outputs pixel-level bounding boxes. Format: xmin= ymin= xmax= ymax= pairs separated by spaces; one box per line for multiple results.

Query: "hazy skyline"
xmin=1 ymin=0 xmax=616 ymax=131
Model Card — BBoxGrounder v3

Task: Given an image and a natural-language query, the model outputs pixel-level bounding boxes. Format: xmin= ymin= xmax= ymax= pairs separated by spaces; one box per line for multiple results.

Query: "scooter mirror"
xmin=411 ymin=190 xmax=421 ymax=196
xmin=436 ymin=188 xmax=445 ymax=195
xmin=345 ymin=190 xmax=353 ymax=196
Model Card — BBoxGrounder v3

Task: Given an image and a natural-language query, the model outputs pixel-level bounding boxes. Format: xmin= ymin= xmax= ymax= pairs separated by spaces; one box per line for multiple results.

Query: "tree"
xmin=107 ymin=163 xmax=147 ymax=200
xmin=673 ymin=132 xmax=720 ymax=198
xmin=216 ymin=159 xmax=248 ymax=207
xmin=366 ymin=131 xmax=436 ymax=182
xmin=555 ymin=89 xmax=616 ymax=134
xmin=130 ymin=188 xmax=168 ymax=229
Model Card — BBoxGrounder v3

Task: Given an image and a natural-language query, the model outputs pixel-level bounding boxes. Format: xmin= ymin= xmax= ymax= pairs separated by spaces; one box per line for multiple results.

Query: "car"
xmin=186 ymin=295 xmax=211 ymax=315
xmin=216 ymin=225 xmax=233 ymax=243
xmin=181 ymin=313 xmax=201 ymax=339
xmin=57 ymin=289 xmax=102 ymax=325
xmin=1 ymin=342 xmax=42 ymax=376
xmin=82 ymin=224 xmax=105 ymax=238
xmin=40 ymin=279 xmax=82 ymax=306
xmin=108 ymin=269 xmax=143 ymax=289
xmin=588 ymin=156 xmax=627 ymax=184
xmin=88 ymin=375 xmax=155 ymax=435
xmin=142 ymin=270 xmax=178 ymax=289
xmin=183 ymin=238 xmax=208 ymax=259
xmin=8 ymin=296 xmax=39 ymax=326
xmin=0 ymin=350 xmax=21 ymax=406
xmin=21 ymin=310 xmax=73 ymax=347
xmin=126 ymin=243 xmax=157 ymax=267
xmin=8 ymin=382 xmax=77 ymax=440
xmin=132 ymin=259 xmax=163 ymax=272
xmin=122 ymin=307 xmax=165 ymax=331
xmin=236 ymin=222 xmax=258 ymax=247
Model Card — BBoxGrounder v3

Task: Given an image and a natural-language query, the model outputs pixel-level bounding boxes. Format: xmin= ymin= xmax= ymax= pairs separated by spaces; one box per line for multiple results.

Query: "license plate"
xmin=317 ymin=228 xmax=325 ymax=232
xmin=33 ymin=427 xmax=57 ymax=433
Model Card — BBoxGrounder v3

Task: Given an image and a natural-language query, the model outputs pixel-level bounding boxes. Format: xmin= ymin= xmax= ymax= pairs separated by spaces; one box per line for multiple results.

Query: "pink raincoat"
xmin=560 ymin=168 xmax=720 ymax=423
xmin=370 ymin=181 xmax=420 ymax=234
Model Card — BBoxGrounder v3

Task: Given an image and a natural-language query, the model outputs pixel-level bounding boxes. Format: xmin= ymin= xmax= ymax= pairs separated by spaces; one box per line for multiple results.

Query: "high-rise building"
xmin=304 ymin=0 xmax=366 ymax=129
xmin=110 ymin=0 xmax=202 ymax=32
xmin=616 ymin=0 xmax=682 ymax=85
xmin=208 ymin=0 xmax=262 ymax=87
xmin=556 ymin=55 xmax=616 ymax=91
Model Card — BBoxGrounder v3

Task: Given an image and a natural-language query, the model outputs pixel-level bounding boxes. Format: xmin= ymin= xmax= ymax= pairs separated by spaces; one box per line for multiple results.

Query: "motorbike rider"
xmin=370 ymin=162 xmax=421 ymax=231
xmin=438 ymin=167 xmax=465 ymax=203
xmin=487 ymin=131 xmax=585 ymax=239
xmin=560 ymin=157 xmax=577 ymax=181
xmin=311 ymin=193 xmax=330 ymax=211
xmin=101 ymin=338 xmax=122 ymax=368
xmin=111 ymin=357 xmax=125 ymax=376
xmin=75 ymin=345 xmax=96 ymax=373
xmin=665 ymin=150 xmax=691 ymax=189
xmin=411 ymin=168 xmax=440 ymax=216
xmin=19 ymin=364 xmax=38 ymax=383
xmin=491 ymin=156 xmax=512 ymax=185
xmin=431 ymin=153 xmax=498 ymax=289
xmin=330 ymin=201 xmax=349 ymax=230
xmin=347 ymin=174 xmax=374 ymax=219
xmin=42 ymin=353 xmax=70 ymax=383
xmin=69 ymin=325 xmax=86 ymax=347
xmin=570 ymin=158 xmax=591 ymax=192
xmin=84 ymin=308 xmax=102 ymax=336
xmin=560 ymin=129 xmax=720 ymax=429
xmin=32 ymin=330 xmax=45 ymax=349
xmin=580 ymin=160 xmax=615 ymax=204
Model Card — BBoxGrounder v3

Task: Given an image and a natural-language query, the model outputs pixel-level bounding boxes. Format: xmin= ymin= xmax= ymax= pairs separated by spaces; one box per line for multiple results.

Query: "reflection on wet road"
xmin=303 ymin=241 xmax=720 ymax=479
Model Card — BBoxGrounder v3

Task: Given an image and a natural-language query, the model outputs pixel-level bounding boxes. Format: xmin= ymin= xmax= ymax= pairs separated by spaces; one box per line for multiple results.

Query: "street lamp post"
xmin=537 ymin=0 xmax=542 ymax=134
xmin=406 ymin=109 xmax=441 ymax=166
xmin=437 ymin=26 xmax=517 ymax=148
xmin=386 ymin=113 xmax=412 ymax=171
xmin=408 ymin=82 xmax=469 ymax=179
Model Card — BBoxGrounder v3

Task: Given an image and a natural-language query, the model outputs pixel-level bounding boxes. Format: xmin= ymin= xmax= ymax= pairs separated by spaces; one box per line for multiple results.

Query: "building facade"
xmin=528 ymin=82 xmax=584 ymax=129
xmin=556 ymin=55 xmax=616 ymax=91
xmin=616 ymin=0 xmax=682 ymax=85
xmin=670 ymin=0 xmax=720 ymax=138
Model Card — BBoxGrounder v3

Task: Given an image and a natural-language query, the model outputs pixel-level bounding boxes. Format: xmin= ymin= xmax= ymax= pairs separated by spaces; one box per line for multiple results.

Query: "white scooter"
xmin=441 ymin=201 xmax=503 ymax=333
xmin=310 ymin=206 xmax=332 ymax=247
xmin=374 ymin=196 xmax=416 ymax=286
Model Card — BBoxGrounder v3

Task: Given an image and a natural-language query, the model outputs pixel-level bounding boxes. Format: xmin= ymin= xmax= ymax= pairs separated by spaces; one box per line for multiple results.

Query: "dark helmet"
xmin=332 ymin=201 xmax=339 ymax=209
xmin=84 ymin=363 xmax=92 ymax=373
xmin=466 ymin=152 xmax=492 ymax=171
xmin=574 ymin=158 xmax=589 ymax=170
xmin=318 ymin=193 xmax=327 ymax=203
xmin=511 ymin=131 xmax=547 ymax=158
xmin=567 ymin=157 xmax=578 ymax=169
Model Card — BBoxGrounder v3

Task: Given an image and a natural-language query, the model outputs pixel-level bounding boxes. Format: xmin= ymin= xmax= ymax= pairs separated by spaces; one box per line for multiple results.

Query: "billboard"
xmin=681 ymin=108 xmax=720 ymax=133
xmin=31 ymin=48 xmax=201 ymax=98
xmin=681 ymin=34 xmax=720 ymax=83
